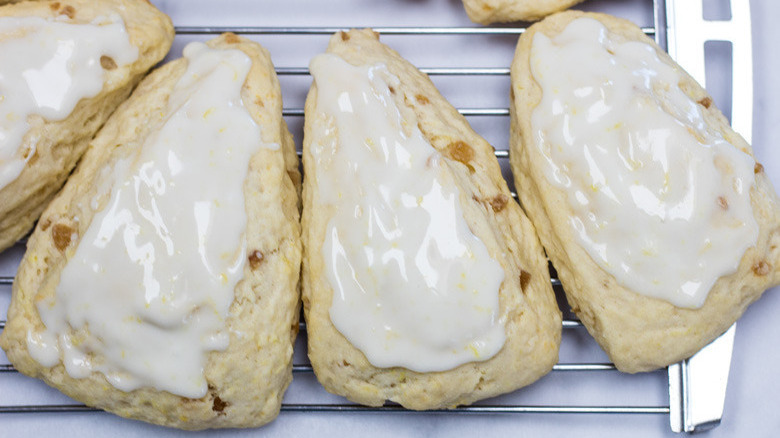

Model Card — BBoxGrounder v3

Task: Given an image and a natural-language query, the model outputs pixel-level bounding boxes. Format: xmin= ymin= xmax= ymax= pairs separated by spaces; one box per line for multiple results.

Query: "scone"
xmin=302 ymin=29 xmax=561 ymax=410
xmin=0 ymin=33 xmax=302 ymax=429
xmin=510 ymin=11 xmax=780 ymax=372
xmin=0 ymin=0 xmax=173 ymax=252
xmin=463 ymin=0 xmax=585 ymax=25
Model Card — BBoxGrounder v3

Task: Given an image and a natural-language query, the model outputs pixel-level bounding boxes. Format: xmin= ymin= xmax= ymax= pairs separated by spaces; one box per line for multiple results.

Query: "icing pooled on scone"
xmin=309 ymin=54 xmax=506 ymax=373
xmin=27 ymin=42 xmax=274 ymax=398
xmin=530 ymin=18 xmax=758 ymax=308
xmin=0 ymin=14 xmax=138 ymax=190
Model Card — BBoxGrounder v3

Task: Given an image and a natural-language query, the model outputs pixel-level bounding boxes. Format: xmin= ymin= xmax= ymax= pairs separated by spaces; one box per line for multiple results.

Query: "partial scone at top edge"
xmin=462 ymin=0 xmax=585 ymax=24
xmin=0 ymin=0 xmax=174 ymax=252
xmin=0 ymin=33 xmax=302 ymax=430
xmin=510 ymin=11 xmax=780 ymax=372
xmin=302 ymin=28 xmax=561 ymax=410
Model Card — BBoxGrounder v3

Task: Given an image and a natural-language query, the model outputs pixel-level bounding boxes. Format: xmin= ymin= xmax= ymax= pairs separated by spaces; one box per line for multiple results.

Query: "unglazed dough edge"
xmin=302 ymin=28 xmax=562 ymax=410
xmin=510 ymin=10 xmax=780 ymax=373
xmin=0 ymin=0 xmax=175 ymax=252
xmin=0 ymin=33 xmax=302 ymax=430
xmin=462 ymin=0 xmax=585 ymax=25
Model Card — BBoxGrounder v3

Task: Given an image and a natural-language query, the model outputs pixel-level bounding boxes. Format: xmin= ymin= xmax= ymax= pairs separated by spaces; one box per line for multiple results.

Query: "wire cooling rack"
xmin=0 ymin=0 xmax=758 ymax=435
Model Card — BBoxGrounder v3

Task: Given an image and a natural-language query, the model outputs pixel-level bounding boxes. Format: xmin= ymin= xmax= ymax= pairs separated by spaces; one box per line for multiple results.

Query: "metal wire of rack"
xmin=0 ymin=0 xmax=755 ymax=434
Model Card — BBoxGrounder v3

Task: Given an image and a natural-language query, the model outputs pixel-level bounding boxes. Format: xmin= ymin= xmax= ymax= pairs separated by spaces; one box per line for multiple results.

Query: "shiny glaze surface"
xmin=27 ymin=43 xmax=270 ymax=398
xmin=309 ymin=54 xmax=505 ymax=372
xmin=0 ymin=15 xmax=137 ymax=189
xmin=530 ymin=18 xmax=758 ymax=308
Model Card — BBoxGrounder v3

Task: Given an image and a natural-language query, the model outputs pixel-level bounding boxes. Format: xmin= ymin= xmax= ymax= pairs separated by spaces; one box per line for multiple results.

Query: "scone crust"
xmin=302 ymin=29 xmax=561 ymax=410
xmin=0 ymin=33 xmax=302 ymax=430
xmin=0 ymin=0 xmax=174 ymax=251
xmin=463 ymin=0 xmax=584 ymax=24
xmin=510 ymin=11 xmax=780 ymax=372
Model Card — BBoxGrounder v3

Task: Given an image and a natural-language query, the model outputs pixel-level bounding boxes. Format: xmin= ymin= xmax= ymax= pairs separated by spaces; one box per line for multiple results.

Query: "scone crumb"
xmin=752 ymin=260 xmax=771 ymax=276
xmin=445 ymin=141 xmax=476 ymax=173
xmin=339 ymin=31 xmax=350 ymax=42
xmin=717 ymin=196 xmax=728 ymax=210
xmin=698 ymin=96 xmax=712 ymax=109
xmin=249 ymin=250 xmax=264 ymax=269
xmin=52 ymin=223 xmax=74 ymax=252
xmin=388 ymin=85 xmax=395 ymax=94
xmin=519 ymin=270 xmax=531 ymax=292
xmin=60 ymin=5 xmax=76 ymax=19
xmin=755 ymin=163 xmax=764 ymax=174
xmin=488 ymin=194 xmax=509 ymax=213
xmin=40 ymin=218 xmax=52 ymax=231
xmin=212 ymin=396 xmax=229 ymax=414
xmin=100 ymin=56 xmax=117 ymax=70
xmin=223 ymin=32 xmax=240 ymax=44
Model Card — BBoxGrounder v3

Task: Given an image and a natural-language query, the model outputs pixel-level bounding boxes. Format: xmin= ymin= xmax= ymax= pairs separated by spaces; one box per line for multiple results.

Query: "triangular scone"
xmin=462 ymin=0 xmax=584 ymax=25
xmin=510 ymin=11 xmax=780 ymax=372
xmin=302 ymin=29 xmax=561 ymax=410
xmin=0 ymin=33 xmax=301 ymax=429
xmin=0 ymin=0 xmax=174 ymax=251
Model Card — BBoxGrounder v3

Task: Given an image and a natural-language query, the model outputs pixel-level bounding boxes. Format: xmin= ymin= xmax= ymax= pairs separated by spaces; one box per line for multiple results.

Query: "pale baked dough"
xmin=302 ymin=28 xmax=561 ymax=410
xmin=0 ymin=33 xmax=302 ymax=429
xmin=510 ymin=11 xmax=780 ymax=373
xmin=0 ymin=0 xmax=173 ymax=252
xmin=463 ymin=0 xmax=584 ymax=24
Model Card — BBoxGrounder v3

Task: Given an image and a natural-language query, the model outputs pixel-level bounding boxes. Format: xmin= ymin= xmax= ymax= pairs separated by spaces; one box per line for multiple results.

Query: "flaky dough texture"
xmin=0 ymin=33 xmax=302 ymax=429
xmin=463 ymin=0 xmax=584 ymax=24
xmin=302 ymin=28 xmax=561 ymax=410
xmin=0 ymin=0 xmax=174 ymax=252
xmin=510 ymin=11 xmax=780 ymax=373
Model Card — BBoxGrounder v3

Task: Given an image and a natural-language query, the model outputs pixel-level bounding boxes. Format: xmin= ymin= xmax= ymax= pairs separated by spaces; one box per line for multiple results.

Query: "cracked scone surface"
xmin=302 ymin=28 xmax=561 ymax=410
xmin=0 ymin=33 xmax=302 ymax=429
xmin=510 ymin=11 xmax=780 ymax=373
xmin=462 ymin=0 xmax=584 ymax=24
xmin=0 ymin=0 xmax=174 ymax=252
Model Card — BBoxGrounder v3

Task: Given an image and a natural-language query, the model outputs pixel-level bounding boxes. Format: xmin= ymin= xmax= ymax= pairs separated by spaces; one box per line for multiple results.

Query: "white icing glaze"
xmin=0 ymin=14 xmax=138 ymax=190
xmin=27 ymin=42 xmax=272 ymax=398
xmin=309 ymin=54 xmax=505 ymax=373
xmin=530 ymin=18 xmax=758 ymax=308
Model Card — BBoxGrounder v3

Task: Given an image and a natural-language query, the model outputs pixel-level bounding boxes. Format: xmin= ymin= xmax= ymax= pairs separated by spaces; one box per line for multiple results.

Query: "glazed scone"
xmin=463 ymin=0 xmax=584 ymax=24
xmin=0 ymin=33 xmax=302 ymax=429
xmin=510 ymin=11 xmax=780 ymax=373
xmin=0 ymin=0 xmax=173 ymax=252
xmin=302 ymin=29 xmax=561 ymax=410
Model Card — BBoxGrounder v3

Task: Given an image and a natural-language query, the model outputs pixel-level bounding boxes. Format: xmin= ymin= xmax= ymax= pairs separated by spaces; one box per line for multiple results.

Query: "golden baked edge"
xmin=462 ymin=0 xmax=585 ymax=25
xmin=0 ymin=33 xmax=302 ymax=430
xmin=509 ymin=10 xmax=780 ymax=373
xmin=302 ymin=28 xmax=562 ymax=410
xmin=0 ymin=0 xmax=174 ymax=251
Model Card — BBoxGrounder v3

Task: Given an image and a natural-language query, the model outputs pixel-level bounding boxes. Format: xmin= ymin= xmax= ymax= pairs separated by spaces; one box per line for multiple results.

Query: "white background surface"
xmin=1 ymin=0 xmax=779 ymax=436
